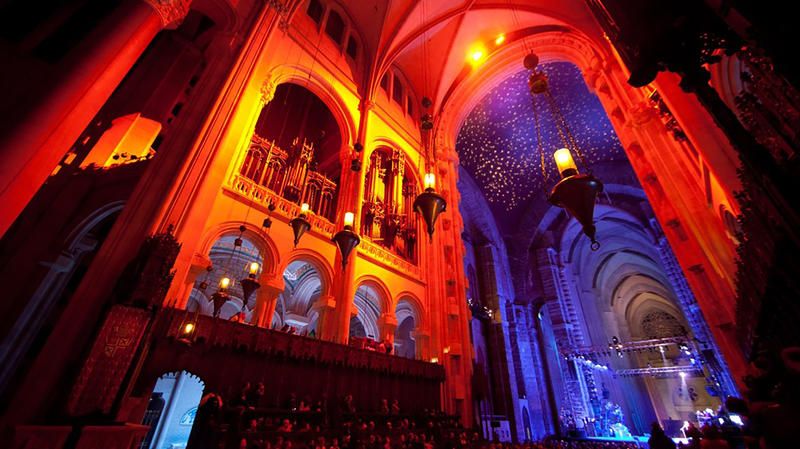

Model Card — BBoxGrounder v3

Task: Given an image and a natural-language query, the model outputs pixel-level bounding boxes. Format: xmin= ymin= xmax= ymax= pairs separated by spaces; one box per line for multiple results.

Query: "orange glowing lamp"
xmin=554 ymin=148 xmax=578 ymax=178
xmin=424 ymin=173 xmax=436 ymax=190
xmin=343 ymin=211 xmax=355 ymax=227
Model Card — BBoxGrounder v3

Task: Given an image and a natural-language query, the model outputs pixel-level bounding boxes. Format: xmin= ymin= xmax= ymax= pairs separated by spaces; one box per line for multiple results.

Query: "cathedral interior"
xmin=0 ymin=1 xmax=798 ymax=449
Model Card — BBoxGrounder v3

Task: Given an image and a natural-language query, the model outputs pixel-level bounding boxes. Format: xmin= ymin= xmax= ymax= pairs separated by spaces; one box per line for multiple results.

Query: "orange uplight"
xmin=495 ymin=34 xmax=505 ymax=45
xmin=468 ymin=43 xmax=487 ymax=66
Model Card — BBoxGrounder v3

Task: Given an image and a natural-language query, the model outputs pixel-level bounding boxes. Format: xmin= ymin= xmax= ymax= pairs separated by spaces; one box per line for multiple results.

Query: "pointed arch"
xmin=197 ymin=221 xmax=280 ymax=277
xmin=263 ymin=65 xmax=356 ymax=148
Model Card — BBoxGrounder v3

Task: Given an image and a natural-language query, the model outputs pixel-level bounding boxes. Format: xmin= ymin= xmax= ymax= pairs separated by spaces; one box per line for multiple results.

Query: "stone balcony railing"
xmin=155 ymin=308 xmax=444 ymax=380
xmin=357 ymin=237 xmax=422 ymax=279
xmin=229 ymin=174 xmax=423 ymax=280
xmin=227 ymin=173 xmax=336 ymax=237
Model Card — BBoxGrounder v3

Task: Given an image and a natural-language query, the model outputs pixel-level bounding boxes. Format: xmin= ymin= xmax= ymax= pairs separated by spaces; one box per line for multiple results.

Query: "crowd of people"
xmin=185 ymin=382 xmax=462 ymax=449
xmin=186 ymin=383 xmax=760 ymax=449
xmin=184 ymin=388 xmax=651 ymax=449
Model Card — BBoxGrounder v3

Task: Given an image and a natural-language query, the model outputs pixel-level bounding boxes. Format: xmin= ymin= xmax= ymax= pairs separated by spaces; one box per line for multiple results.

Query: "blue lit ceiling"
xmin=456 ymin=62 xmax=628 ymax=227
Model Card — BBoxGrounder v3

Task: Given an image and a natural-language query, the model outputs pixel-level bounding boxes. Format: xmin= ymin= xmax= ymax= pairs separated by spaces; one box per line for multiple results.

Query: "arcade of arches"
xmin=0 ymin=1 xmax=799 ymax=448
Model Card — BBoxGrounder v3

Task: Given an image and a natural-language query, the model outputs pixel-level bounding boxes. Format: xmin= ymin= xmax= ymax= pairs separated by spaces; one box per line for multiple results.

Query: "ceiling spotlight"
xmin=495 ymin=34 xmax=506 ymax=45
xmin=468 ymin=43 xmax=487 ymax=65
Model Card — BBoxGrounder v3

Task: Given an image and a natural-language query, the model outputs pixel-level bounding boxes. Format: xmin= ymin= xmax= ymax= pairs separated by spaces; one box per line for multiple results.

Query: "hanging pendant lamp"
xmin=211 ymin=277 xmax=231 ymax=317
xmin=289 ymin=203 xmax=312 ymax=247
xmin=239 ymin=262 xmax=261 ymax=310
xmin=527 ymin=58 xmax=604 ymax=250
xmin=414 ymin=173 xmax=447 ymax=241
xmin=548 ymin=149 xmax=603 ymax=250
xmin=332 ymin=212 xmax=361 ymax=270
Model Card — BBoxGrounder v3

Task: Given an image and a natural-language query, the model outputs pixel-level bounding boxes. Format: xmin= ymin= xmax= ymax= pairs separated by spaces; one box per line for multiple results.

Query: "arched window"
xmin=324 ymin=10 xmax=345 ymax=44
xmin=346 ymin=35 xmax=358 ymax=60
xmin=306 ymin=0 xmax=323 ymax=24
xmin=392 ymin=79 xmax=404 ymax=104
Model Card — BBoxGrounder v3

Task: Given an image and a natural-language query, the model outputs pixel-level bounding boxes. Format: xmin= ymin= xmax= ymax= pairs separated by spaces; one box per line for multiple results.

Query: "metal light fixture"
xmin=414 ymin=173 xmax=447 ymax=241
xmin=527 ymin=58 xmax=604 ymax=250
xmin=211 ymin=276 xmax=231 ymax=318
xmin=289 ymin=203 xmax=312 ymax=247
xmin=332 ymin=211 xmax=361 ymax=270
xmin=239 ymin=262 xmax=261 ymax=310
xmin=262 ymin=202 xmax=276 ymax=229
xmin=177 ymin=319 xmax=197 ymax=345
xmin=548 ymin=148 xmax=603 ymax=250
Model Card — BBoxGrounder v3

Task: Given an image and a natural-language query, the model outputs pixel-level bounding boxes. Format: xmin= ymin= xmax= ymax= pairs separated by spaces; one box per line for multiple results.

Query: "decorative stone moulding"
xmin=228 ymin=174 xmax=336 ymax=237
xmin=357 ymin=238 xmax=422 ymax=279
xmin=143 ymin=0 xmax=192 ymax=29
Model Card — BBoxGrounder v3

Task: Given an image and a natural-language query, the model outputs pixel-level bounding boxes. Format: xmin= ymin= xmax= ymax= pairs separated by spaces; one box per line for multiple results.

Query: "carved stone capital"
xmin=359 ymin=99 xmax=374 ymax=112
xmin=628 ymin=101 xmax=658 ymax=128
xmin=143 ymin=0 xmax=191 ymax=29
xmin=260 ymin=75 xmax=278 ymax=105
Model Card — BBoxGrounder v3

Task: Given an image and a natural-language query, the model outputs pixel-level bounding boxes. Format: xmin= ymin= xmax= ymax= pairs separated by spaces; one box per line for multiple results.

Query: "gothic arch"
xmin=394 ymin=291 xmax=427 ymax=330
xmin=279 ymin=248 xmax=334 ymax=296
xmin=353 ymin=275 xmax=393 ymax=313
xmin=197 ymin=221 xmax=280 ymax=277
xmin=368 ymin=137 xmax=424 ymax=186
xmin=437 ymin=27 xmax=606 ymax=153
xmin=0 ymin=201 xmax=125 ymax=390
xmin=262 ymin=66 xmax=356 ymax=148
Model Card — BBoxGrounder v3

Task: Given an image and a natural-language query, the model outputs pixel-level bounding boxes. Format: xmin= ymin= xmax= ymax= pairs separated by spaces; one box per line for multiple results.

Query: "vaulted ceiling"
xmin=318 ymin=0 xmax=603 ymax=110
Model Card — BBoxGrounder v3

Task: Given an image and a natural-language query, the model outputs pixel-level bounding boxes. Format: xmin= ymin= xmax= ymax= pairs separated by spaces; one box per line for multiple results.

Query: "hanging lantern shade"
xmin=548 ymin=173 xmax=603 ymax=250
xmin=528 ymin=72 xmax=548 ymax=94
xmin=525 ymin=54 xmax=605 ymax=251
xmin=211 ymin=277 xmax=231 ymax=318
xmin=546 ymin=148 xmax=603 ymax=250
xmin=289 ymin=203 xmax=312 ymax=247
xmin=239 ymin=262 xmax=261 ymax=310
xmin=414 ymin=173 xmax=447 ymax=241
xmin=332 ymin=212 xmax=361 ymax=270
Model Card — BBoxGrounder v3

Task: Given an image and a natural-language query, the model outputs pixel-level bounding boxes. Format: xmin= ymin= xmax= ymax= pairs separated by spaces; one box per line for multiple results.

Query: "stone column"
xmin=252 ymin=277 xmax=284 ymax=328
xmin=172 ymin=253 xmax=211 ymax=309
xmin=329 ymin=100 xmax=372 ymax=344
xmin=411 ymin=329 xmax=431 ymax=361
xmin=377 ymin=313 xmax=398 ymax=345
xmin=0 ymin=0 xmax=190 ymax=237
xmin=311 ymin=295 xmax=337 ymax=340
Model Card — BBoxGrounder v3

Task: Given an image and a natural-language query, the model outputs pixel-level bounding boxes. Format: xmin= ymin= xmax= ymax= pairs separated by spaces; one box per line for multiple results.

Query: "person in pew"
xmin=287 ymin=392 xmax=298 ymax=411
xmin=391 ymin=399 xmax=401 ymax=415
xmin=380 ymin=398 xmax=390 ymax=415
xmin=342 ymin=393 xmax=356 ymax=414
xmin=187 ymin=392 xmax=224 ymax=449
xmin=247 ymin=381 xmax=265 ymax=408
xmin=278 ymin=418 xmax=293 ymax=432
